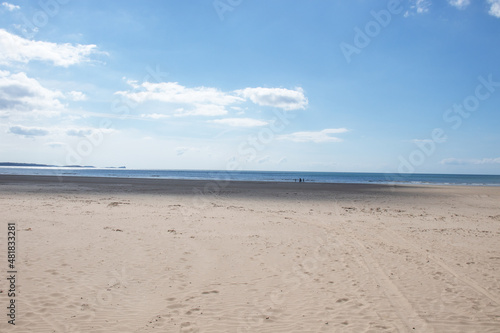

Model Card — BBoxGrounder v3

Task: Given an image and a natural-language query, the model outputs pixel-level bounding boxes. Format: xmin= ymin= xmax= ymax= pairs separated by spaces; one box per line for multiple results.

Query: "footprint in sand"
xmin=180 ymin=321 xmax=199 ymax=333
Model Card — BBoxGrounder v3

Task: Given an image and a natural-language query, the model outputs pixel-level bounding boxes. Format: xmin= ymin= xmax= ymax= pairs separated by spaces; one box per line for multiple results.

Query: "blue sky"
xmin=0 ymin=0 xmax=499 ymax=174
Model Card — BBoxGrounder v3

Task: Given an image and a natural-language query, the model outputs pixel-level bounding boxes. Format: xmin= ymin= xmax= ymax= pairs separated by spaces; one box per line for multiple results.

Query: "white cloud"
xmin=257 ymin=156 xmax=270 ymax=164
xmin=278 ymin=157 xmax=287 ymax=164
xmin=7 ymin=125 xmax=114 ymax=138
xmin=405 ymin=0 xmax=431 ymax=16
xmin=66 ymin=128 xmax=93 ymax=137
xmin=210 ymin=117 xmax=268 ymax=127
xmin=1 ymin=2 xmax=19 ymax=11
xmin=0 ymin=71 xmax=64 ymax=117
xmin=415 ymin=0 xmax=431 ymax=13
xmin=446 ymin=0 xmax=499 ymax=17
xmin=488 ymin=0 xmax=500 ymax=18
xmin=277 ymin=128 xmax=349 ymax=143
xmin=116 ymin=81 xmax=245 ymax=117
xmin=67 ymin=91 xmax=87 ymax=101
xmin=441 ymin=158 xmax=465 ymax=165
xmin=448 ymin=0 xmax=471 ymax=9
xmin=235 ymin=87 xmax=308 ymax=111
xmin=175 ymin=147 xmax=189 ymax=156
xmin=0 ymin=29 xmax=99 ymax=67
xmin=8 ymin=125 xmax=49 ymax=137
xmin=65 ymin=127 xmax=115 ymax=138
xmin=412 ymin=139 xmax=434 ymax=143
xmin=475 ymin=157 xmax=500 ymax=164
xmin=116 ymin=81 xmax=243 ymax=106
xmin=140 ymin=113 xmax=171 ymax=119
xmin=174 ymin=104 xmax=228 ymax=117
xmin=441 ymin=157 xmax=500 ymax=165
xmin=117 ymin=81 xmax=310 ymax=117
xmin=412 ymin=137 xmax=448 ymax=144
xmin=45 ymin=142 xmax=66 ymax=148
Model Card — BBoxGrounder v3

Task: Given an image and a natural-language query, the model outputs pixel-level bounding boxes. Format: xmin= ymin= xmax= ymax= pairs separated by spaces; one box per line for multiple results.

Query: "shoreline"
xmin=1 ymin=169 xmax=499 ymax=188
xmin=1 ymin=174 xmax=498 ymax=193
xmin=3 ymin=174 xmax=500 ymax=205
xmin=0 ymin=174 xmax=406 ymax=199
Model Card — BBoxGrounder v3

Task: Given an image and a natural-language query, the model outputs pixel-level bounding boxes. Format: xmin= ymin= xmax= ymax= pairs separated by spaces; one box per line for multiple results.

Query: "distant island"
xmin=0 ymin=162 xmax=125 ymax=169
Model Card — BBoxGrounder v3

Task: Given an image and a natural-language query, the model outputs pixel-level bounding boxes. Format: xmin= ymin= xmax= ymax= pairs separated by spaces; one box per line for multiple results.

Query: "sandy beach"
xmin=0 ymin=175 xmax=499 ymax=332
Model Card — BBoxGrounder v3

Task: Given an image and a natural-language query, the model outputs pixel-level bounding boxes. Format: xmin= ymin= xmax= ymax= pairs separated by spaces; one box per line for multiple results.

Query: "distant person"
xmin=299 ymin=178 xmax=302 ymax=182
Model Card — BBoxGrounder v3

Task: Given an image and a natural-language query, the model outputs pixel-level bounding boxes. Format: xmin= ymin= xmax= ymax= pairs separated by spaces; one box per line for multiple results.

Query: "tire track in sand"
xmin=303 ymin=206 xmax=430 ymax=332
xmin=341 ymin=224 xmax=432 ymax=332
xmin=376 ymin=226 xmax=500 ymax=307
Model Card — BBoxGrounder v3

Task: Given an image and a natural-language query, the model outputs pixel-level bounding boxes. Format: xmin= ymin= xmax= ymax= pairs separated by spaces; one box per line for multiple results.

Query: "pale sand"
xmin=0 ymin=175 xmax=499 ymax=332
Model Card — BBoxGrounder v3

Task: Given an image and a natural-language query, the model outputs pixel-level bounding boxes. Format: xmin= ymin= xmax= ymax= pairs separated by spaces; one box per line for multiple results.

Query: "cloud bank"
xmin=488 ymin=0 xmax=500 ymax=17
xmin=235 ymin=87 xmax=308 ymax=111
xmin=277 ymin=128 xmax=349 ymax=143
xmin=210 ymin=118 xmax=268 ymax=127
xmin=116 ymin=81 xmax=309 ymax=119
xmin=1 ymin=2 xmax=19 ymax=11
xmin=8 ymin=125 xmax=49 ymax=137
xmin=441 ymin=157 xmax=500 ymax=165
xmin=0 ymin=29 xmax=99 ymax=67
xmin=0 ymin=71 xmax=64 ymax=117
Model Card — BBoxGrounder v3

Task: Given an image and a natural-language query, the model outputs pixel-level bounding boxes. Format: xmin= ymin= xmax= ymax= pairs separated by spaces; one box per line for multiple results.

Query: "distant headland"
xmin=0 ymin=162 xmax=126 ymax=169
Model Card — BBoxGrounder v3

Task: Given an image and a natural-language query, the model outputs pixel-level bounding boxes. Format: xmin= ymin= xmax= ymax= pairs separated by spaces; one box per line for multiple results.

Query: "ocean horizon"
xmin=1 ymin=166 xmax=500 ymax=186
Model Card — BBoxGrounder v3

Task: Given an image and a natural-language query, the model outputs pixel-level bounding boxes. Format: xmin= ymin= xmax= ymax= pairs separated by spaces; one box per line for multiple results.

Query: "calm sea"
xmin=1 ymin=167 xmax=500 ymax=186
